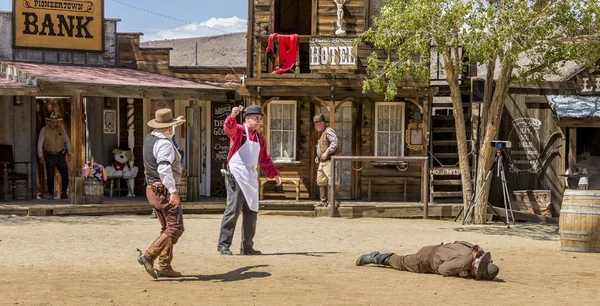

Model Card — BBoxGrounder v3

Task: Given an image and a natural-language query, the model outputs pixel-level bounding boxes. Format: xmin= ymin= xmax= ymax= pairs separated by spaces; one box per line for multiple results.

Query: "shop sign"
xmin=507 ymin=118 xmax=542 ymax=174
xmin=309 ymin=38 xmax=357 ymax=70
xmin=13 ymin=0 xmax=104 ymax=52
xmin=581 ymin=77 xmax=600 ymax=93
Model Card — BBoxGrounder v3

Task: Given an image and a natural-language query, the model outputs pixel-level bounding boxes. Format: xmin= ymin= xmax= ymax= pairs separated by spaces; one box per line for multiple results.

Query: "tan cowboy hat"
xmin=475 ymin=252 xmax=499 ymax=281
xmin=45 ymin=112 xmax=63 ymax=121
xmin=147 ymin=108 xmax=184 ymax=128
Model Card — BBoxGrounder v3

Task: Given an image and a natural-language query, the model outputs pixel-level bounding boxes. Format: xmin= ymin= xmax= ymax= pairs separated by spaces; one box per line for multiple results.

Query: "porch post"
xmin=126 ymin=98 xmax=135 ymax=196
xmin=68 ymin=91 xmax=84 ymax=204
xmin=187 ymin=100 xmax=201 ymax=201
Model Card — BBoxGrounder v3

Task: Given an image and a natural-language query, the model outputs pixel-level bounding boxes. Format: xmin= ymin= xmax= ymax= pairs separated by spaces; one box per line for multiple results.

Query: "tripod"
xmin=457 ymin=146 xmax=515 ymax=228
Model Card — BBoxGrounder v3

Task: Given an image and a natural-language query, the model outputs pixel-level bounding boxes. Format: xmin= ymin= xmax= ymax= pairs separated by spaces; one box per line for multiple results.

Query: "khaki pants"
xmin=388 ymin=244 xmax=441 ymax=274
xmin=317 ymin=160 xmax=332 ymax=187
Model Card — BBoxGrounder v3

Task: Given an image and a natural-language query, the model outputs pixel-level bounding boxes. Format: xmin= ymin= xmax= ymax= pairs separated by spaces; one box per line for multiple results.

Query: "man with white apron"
xmin=217 ymin=105 xmax=281 ymax=255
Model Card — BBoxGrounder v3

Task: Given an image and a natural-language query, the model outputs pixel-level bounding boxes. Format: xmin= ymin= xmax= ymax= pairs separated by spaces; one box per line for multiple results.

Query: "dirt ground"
xmin=0 ymin=213 xmax=598 ymax=305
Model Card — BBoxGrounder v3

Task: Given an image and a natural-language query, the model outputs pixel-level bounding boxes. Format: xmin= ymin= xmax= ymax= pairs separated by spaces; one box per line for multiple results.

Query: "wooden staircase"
xmin=429 ymin=107 xmax=473 ymax=203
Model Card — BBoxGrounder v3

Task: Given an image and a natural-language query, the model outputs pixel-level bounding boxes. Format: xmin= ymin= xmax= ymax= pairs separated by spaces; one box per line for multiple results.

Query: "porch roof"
xmin=0 ymin=61 xmax=228 ymax=100
xmin=0 ymin=77 xmax=37 ymax=95
xmin=547 ymin=95 xmax=600 ymax=119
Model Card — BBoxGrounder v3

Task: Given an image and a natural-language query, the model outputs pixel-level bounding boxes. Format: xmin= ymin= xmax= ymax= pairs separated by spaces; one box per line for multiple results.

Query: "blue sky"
xmin=1 ymin=0 xmax=248 ymax=41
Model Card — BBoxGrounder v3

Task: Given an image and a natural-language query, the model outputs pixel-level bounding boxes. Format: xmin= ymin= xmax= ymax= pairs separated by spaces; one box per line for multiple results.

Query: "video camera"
xmin=490 ymin=140 xmax=511 ymax=150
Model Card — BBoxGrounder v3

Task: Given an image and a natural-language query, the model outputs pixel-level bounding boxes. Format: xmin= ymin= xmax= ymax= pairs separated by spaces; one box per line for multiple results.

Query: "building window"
xmin=375 ymin=102 xmax=405 ymax=156
xmin=268 ymin=101 xmax=297 ymax=161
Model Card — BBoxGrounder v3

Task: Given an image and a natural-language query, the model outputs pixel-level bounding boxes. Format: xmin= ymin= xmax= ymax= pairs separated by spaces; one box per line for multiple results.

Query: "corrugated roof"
xmin=547 ymin=95 xmax=600 ymax=118
xmin=2 ymin=61 xmax=226 ymax=90
xmin=0 ymin=78 xmax=33 ymax=88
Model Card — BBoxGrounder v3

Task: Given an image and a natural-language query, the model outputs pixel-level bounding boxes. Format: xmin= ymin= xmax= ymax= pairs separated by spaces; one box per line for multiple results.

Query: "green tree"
xmin=360 ymin=0 xmax=600 ymax=223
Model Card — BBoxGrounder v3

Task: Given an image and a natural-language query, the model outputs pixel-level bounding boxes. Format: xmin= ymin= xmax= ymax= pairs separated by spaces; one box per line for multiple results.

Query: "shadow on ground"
xmin=159 ymin=265 xmax=271 ymax=282
xmin=454 ymin=222 xmax=559 ymax=241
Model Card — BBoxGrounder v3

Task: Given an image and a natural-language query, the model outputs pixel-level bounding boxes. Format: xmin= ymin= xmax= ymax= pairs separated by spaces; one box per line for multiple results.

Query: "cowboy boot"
xmin=355 ymin=251 xmax=393 ymax=266
xmin=318 ymin=186 xmax=328 ymax=207
xmin=156 ymin=237 xmax=182 ymax=278
xmin=136 ymin=248 xmax=157 ymax=279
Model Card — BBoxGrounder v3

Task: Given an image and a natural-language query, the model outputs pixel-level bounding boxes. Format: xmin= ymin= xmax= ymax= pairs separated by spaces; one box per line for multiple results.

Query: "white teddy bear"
xmin=105 ymin=145 xmax=139 ymax=196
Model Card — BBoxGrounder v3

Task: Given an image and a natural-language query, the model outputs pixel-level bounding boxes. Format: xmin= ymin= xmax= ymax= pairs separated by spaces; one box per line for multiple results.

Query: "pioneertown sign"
xmin=581 ymin=77 xmax=600 ymax=93
xmin=13 ymin=0 xmax=104 ymax=52
xmin=310 ymin=38 xmax=357 ymax=71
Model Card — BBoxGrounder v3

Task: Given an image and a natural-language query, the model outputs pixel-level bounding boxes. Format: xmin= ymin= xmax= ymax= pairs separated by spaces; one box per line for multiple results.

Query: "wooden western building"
xmin=243 ymin=0 xmax=434 ymax=204
xmin=0 ymin=9 xmax=231 ymax=202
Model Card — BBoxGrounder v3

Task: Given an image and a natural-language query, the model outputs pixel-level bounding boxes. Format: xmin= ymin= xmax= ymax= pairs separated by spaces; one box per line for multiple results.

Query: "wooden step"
xmin=432 ymin=179 xmax=462 ymax=185
xmin=431 ymin=115 xmax=456 ymax=120
xmin=432 ymin=191 xmax=464 ymax=198
xmin=431 ymin=153 xmax=459 ymax=158
xmin=432 ymin=140 xmax=458 ymax=146
xmin=432 ymin=127 xmax=456 ymax=133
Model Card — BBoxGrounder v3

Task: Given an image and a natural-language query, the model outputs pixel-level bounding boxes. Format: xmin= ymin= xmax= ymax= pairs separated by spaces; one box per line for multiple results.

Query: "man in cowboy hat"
xmin=37 ymin=112 xmax=71 ymax=199
xmin=137 ymin=108 xmax=186 ymax=279
xmin=312 ymin=113 xmax=340 ymax=207
xmin=355 ymin=241 xmax=499 ymax=281
xmin=217 ymin=104 xmax=281 ymax=256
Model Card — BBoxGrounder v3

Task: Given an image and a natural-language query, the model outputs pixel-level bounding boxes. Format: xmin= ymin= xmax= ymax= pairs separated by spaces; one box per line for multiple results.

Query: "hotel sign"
xmin=13 ymin=0 xmax=104 ymax=52
xmin=310 ymin=38 xmax=357 ymax=71
xmin=580 ymin=77 xmax=600 ymax=94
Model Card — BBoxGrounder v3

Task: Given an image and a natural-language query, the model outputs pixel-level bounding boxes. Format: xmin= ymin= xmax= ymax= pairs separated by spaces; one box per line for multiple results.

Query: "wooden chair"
xmin=0 ymin=144 xmax=31 ymax=201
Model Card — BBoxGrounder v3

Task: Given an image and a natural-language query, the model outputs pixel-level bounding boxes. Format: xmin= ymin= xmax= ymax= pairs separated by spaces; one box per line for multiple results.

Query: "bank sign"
xmin=13 ymin=0 xmax=104 ymax=52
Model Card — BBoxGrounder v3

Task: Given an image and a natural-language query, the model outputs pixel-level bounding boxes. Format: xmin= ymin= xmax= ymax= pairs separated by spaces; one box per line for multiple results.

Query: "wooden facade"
xmin=0 ymin=11 xmax=229 ymax=202
xmin=245 ymin=0 xmax=432 ymax=203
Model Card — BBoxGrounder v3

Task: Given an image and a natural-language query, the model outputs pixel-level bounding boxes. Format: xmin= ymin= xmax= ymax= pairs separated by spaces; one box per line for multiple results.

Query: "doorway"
xmin=274 ymin=0 xmax=313 ymax=72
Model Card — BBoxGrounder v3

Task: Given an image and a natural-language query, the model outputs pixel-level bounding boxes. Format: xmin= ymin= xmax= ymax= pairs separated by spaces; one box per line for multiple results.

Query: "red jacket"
xmin=224 ymin=115 xmax=280 ymax=178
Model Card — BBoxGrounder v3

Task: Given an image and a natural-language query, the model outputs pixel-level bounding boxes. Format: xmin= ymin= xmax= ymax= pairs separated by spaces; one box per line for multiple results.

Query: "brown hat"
xmin=147 ymin=108 xmax=185 ymax=128
xmin=313 ymin=113 xmax=326 ymax=123
xmin=45 ymin=112 xmax=63 ymax=121
xmin=475 ymin=252 xmax=499 ymax=281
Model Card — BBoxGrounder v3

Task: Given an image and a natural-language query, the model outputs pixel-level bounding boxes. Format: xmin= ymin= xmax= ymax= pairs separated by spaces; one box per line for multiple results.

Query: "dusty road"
xmin=0 ymin=214 xmax=598 ymax=305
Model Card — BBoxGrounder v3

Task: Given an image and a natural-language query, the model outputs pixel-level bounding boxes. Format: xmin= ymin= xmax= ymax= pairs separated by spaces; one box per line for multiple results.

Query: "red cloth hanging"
xmin=265 ymin=33 xmax=298 ymax=74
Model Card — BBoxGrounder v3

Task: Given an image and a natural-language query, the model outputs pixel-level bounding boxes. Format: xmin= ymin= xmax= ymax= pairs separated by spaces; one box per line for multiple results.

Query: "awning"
xmin=547 ymin=95 xmax=600 ymax=119
xmin=0 ymin=77 xmax=37 ymax=95
xmin=0 ymin=61 xmax=228 ymax=100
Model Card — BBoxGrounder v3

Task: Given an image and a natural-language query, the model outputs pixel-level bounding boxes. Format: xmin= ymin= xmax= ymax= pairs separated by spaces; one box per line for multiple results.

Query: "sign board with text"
xmin=309 ymin=38 xmax=357 ymax=71
xmin=13 ymin=0 xmax=104 ymax=52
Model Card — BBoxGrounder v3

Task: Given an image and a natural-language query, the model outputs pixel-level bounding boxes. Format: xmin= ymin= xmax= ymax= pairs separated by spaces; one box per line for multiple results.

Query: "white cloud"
xmin=142 ymin=16 xmax=247 ymax=41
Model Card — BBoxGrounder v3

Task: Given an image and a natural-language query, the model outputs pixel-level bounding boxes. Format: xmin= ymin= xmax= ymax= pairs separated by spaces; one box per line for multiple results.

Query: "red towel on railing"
xmin=265 ymin=33 xmax=298 ymax=74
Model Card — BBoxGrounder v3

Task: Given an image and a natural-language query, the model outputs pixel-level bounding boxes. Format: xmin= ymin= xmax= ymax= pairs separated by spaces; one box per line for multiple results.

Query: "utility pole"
xmin=194 ymin=42 xmax=198 ymax=66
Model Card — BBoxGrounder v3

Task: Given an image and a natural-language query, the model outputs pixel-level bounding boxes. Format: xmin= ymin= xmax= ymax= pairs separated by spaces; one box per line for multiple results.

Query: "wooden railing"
xmin=330 ymin=156 xmax=430 ymax=218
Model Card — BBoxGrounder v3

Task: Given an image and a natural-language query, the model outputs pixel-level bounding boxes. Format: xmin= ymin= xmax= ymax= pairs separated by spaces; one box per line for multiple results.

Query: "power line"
xmin=111 ymin=0 xmax=233 ymax=35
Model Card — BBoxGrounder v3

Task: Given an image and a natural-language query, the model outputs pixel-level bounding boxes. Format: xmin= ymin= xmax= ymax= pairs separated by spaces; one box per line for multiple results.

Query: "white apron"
xmin=228 ymin=124 xmax=261 ymax=212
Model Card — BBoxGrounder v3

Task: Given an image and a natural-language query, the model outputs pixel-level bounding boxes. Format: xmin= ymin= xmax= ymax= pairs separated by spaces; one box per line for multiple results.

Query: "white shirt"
xmin=151 ymin=130 xmax=177 ymax=194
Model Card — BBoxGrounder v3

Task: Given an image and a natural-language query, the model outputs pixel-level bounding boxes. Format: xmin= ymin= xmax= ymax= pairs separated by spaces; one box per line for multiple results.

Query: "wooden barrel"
xmin=559 ymin=190 xmax=600 ymax=252
xmin=83 ymin=178 xmax=104 ymax=204
xmin=176 ymin=176 xmax=188 ymax=202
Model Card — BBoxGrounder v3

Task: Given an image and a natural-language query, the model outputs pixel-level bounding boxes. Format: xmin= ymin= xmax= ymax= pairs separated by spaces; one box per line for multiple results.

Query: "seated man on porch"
xmin=355 ymin=241 xmax=499 ymax=281
xmin=37 ymin=112 xmax=71 ymax=199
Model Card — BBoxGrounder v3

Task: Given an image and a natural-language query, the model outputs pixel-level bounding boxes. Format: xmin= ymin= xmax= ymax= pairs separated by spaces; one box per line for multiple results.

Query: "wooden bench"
xmin=367 ymin=177 xmax=420 ymax=202
xmin=259 ymin=177 xmax=303 ymax=201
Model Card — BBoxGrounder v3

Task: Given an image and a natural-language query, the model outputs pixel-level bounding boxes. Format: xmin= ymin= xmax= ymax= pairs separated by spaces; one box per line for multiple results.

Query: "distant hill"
xmin=141 ymin=32 xmax=247 ymax=67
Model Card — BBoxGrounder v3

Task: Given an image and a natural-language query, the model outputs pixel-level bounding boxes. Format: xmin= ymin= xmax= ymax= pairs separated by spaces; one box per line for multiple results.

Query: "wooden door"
xmin=321 ymin=102 xmax=354 ymax=199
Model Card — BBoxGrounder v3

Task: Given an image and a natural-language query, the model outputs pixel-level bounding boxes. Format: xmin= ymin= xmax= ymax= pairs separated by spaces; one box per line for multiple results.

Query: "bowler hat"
xmin=243 ymin=105 xmax=264 ymax=118
xmin=475 ymin=252 xmax=499 ymax=281
xmin=313 ymin=113 xmax=326 ymax=123
xmin=46 ymin=112 xmax=63 ymax=121
xmin=147 ymin=108 xmax=184 ymax=128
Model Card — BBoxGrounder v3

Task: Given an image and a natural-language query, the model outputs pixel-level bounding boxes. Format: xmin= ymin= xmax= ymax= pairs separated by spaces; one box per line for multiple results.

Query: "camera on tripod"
xmin=490 ymin=140 xmax=512 ymax=150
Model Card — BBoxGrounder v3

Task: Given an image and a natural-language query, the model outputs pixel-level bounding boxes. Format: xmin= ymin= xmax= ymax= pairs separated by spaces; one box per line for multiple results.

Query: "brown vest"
xmin=44 ymin=127 xmax=66 ymax=153
xmin=317 ymin=127 xmax=340 ymax=158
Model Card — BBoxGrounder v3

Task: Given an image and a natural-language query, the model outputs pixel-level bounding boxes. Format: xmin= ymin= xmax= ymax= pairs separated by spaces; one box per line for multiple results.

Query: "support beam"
xmin=126 ymin=98 xmax=135 ymax=197
xmin=68 ymin=92 xmax=84 ymax=204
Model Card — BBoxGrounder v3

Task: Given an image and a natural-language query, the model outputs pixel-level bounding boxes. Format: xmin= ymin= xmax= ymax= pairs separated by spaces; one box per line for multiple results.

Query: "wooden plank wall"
xmin=494 ymin=94 xmax=564 ymax=215
xmin=316 ymin=0 xmax=365 ymax=35
xmin=357 ymin=98 xmax=427 ymax=202
xmin=261 ymin=97 xmax=312 ymax=198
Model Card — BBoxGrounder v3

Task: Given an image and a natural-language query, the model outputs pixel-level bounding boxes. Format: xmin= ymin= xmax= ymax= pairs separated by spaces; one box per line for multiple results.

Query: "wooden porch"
xmin=0 ymin=196 xmax=461 ymax=219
